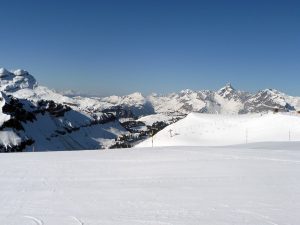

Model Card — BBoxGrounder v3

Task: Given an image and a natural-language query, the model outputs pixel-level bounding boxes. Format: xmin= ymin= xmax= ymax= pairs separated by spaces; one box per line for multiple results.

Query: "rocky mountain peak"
xmin=0 ymin=68 xmax=37 ymax=92
xmin=218 ymin=83 xmax=235 ymax=93
xmin=180 ymin=89 xmax=194 ymax=95
xmin=0 ymin=68 xmax=12 ymax=77
xmin=217 ymin=83 xmax=240 ymax=101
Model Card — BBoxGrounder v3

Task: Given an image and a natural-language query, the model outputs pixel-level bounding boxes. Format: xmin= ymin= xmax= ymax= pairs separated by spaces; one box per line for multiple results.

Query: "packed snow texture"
xmin=1 ymin=143 xmax=300 ymax=224
xmin=137 ymin=112 xmax=300 ymax=147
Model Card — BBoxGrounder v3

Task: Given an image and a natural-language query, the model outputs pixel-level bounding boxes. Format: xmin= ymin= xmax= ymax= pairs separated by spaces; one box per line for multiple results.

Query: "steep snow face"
xmin=0 ymin=91 xmax=9 ymax=111
xmin=0 ymin=90 xmax=130 ymax=152
xmin=0 ymin=92 xmax=21 ymax=147
xmin=0 ymin=92 xmax=11 ymax=125
xmin=22 ymin=114 xmax=128 ymax=151
xmin=136 ymin=112 xmax=300 ymax=147
xmin=215 ymin=84 xmax=248 ymax=114
xmin=217 ymin=83 xmax=238 ymax=100
xmin=0 ymin=130 xmax=21 ymax=147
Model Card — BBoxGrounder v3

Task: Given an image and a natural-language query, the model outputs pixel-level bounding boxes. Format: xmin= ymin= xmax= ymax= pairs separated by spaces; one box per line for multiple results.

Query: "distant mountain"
xmin=0 ymin=68 xmax=299 ymax=152
xmin=148 ymin=84 xmax=300 ymax=115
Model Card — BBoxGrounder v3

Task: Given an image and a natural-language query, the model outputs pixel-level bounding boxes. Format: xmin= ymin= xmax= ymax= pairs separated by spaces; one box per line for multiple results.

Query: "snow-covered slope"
xmin=148 ymin=84 xmax=300 ymax=115
xmin=1 ymin=143 xmax=300 ymax=224
xmin=137 ymin=112 xmax=300 ymax=147
xmin=1 ymin=67 xmax=300 ymax=151
xmin=2 ymin=68 xmax=300 ymax=118
xmin=0 ymin=68 xmax=134 ymax=151
xmin=0 ymin=91 xmax=129 ymax=151
xmin=244 ymin=89 xmax=297 ymax=113
xmin=0 ymin=68 xmax=37 ymax=92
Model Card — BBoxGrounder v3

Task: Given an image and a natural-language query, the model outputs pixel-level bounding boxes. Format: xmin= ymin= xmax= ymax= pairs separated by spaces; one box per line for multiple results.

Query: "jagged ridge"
xmin=0 ymin=67 xmax=299 ymax=152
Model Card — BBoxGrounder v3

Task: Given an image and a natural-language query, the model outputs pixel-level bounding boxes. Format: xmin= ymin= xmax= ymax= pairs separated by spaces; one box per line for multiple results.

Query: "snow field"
xmin=137 ymin=112 xmax=300 ymax=147
xmin=0 ymin=143 xmax=300 ymax=224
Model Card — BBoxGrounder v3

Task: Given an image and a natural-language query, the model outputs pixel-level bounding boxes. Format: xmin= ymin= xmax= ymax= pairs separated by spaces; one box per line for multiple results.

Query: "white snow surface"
xmin=0 ymin=92 xmax=10 ymax=126
xmin=1 ymin=143 xmax=300 ymax=224
xmin=0 ymin=68 xmax=37 ymax=92
xmin=137 ymin=113 xmax=175 ymax=126
xmin=0 ymin=130 xmax=21 ymax=146
xmin=137 ymin=112 xmax=300 ymax=147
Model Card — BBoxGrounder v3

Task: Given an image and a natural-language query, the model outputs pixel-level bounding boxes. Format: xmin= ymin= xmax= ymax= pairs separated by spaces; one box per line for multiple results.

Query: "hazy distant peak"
xmin=126 ymin=92 xmax=144 ymax=100
xmin=1 ymin=67 xmax=300 ymax=116
xmin=217 ymin=83 xmax=239 ymax=100
xmin=260 ymin=88 xmax=283 ymax=95
xmin=218 ymin=83 xmax=235 ymax=92
xmin=180 ymin=89 xmax=195 ymax=95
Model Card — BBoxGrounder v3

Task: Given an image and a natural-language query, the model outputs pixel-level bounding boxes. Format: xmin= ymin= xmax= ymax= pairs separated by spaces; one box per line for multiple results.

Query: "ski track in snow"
xmin=137 ymin=113 xmax=300 ymax=148
xmin=1 ymin=143 xmax=300 ymax=224
xmin=24 ymin=215 xmax=44 ymax=225
xmin=234 ymin=209 xmax=280 ymax=225
xmin=71 ymin=216 xmax=84 ymax=225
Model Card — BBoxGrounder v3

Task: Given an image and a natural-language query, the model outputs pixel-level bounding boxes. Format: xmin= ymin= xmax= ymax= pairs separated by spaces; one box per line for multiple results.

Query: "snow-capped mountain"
xmin=0 ymin=89 xmax=129 ymax=152
xmin=0 ymin=68 xmax=37 ymax=92
xmin=0 ymin=68 xmax=133 ymax=152
xmin=3 ymin=68 xmax=299 ymax=116
xmin=148 ymin=84 xmax=299 ymax=115
xmin=244 ymin=89 xmax=297 ymax=113
xmin=0 ymin=67 xmax=299 ymax=152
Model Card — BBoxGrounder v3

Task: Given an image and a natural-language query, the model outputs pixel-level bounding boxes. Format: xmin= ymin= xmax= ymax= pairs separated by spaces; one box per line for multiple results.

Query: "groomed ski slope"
xmin=1 ymin=143 xmax=300 ymax=225
xmin=137 ymin=112 xmax=300 ymax=147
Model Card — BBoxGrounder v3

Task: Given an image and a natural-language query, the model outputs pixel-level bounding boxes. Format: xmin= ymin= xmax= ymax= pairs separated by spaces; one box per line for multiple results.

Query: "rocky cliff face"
xmin=0 ymin=91 xmax=128 ymax=152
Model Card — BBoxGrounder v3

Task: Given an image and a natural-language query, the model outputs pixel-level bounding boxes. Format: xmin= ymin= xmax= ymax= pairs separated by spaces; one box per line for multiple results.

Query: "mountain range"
xmin=0 ymin=67 xmax=299 ymax=152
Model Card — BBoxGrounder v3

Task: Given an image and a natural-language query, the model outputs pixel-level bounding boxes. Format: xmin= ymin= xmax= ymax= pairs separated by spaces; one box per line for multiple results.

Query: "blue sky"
xmin=0 ymin=0 xmax=299 ymax=96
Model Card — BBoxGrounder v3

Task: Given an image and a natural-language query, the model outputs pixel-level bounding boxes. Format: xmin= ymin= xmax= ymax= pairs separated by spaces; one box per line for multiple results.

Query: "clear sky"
xmin=0 ymin=0 xmax=299 ymax=96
